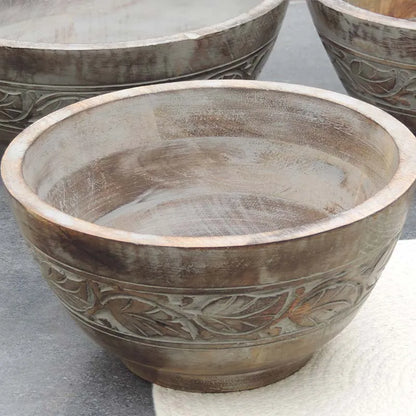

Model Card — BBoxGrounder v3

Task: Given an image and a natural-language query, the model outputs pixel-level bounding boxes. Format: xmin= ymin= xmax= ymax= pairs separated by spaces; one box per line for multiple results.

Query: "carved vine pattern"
xmin=322 ymin=38 xmax=416 ymax=116
xmin=0 ymin=37 xmax=275 ymax=135
xmin=34 ymin=237 xmax=396 ymax=344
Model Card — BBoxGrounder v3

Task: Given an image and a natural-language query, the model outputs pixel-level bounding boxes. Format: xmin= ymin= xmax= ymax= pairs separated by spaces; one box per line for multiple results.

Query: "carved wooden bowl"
xmin=308 ymin=0 xmax=416 ymax=132
xmin=3 ymin=81 xmax=416 ymax=392
xmin=0 ymin=0 xmax=288 ymax=144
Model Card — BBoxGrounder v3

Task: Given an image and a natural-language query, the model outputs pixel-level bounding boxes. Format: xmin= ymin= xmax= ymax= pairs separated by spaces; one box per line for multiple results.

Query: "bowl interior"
xmin=346 ymin=0 xmax=416 ymax=20
xmin=0 ymin=0 xmax=260 ymax=44
xmin=22 ymin=86 xmax=399 ymax=238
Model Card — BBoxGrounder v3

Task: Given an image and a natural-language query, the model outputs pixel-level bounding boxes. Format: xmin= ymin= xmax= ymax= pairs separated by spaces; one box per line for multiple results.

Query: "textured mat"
xmin=154 ymin=239 xmax=416 ymax=416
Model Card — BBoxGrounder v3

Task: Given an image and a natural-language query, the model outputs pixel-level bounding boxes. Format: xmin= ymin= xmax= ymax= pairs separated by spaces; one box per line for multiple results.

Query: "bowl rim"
xmin=0 ymin=0 xmax=287 ymax=51
xmin=314 ymin=0 xmax=416 ymax=30
xmin=2 ymin=80 xmax=416 ymax=248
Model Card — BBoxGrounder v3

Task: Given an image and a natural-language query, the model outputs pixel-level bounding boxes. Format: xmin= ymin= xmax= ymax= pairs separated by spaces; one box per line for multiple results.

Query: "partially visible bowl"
xmin=308 ymin=0 xmax=416 ymax=132
xmin=2 ymin=81 xmax=416 ymax=392
xmin=0 ymin=0 xmax=288 ymax=143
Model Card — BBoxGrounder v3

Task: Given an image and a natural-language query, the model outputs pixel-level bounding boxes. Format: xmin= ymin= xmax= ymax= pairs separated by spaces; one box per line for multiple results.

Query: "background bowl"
xmin=2 ymin=80 xmax=416 ymax=392
xmin=308 ymin=0 xmax=416 ymax=132
xmin=0 ymin=0 xmax=288 ymax=143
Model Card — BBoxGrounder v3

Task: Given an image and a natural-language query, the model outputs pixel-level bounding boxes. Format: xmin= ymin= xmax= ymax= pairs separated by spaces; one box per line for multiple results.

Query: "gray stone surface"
xmin=0 ymin=1 xmax=415 ymax=416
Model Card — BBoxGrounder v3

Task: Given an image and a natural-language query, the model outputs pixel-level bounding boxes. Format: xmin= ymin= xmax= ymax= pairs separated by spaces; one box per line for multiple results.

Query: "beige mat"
xmin=154 ymin=239 xmax=416 ymax=416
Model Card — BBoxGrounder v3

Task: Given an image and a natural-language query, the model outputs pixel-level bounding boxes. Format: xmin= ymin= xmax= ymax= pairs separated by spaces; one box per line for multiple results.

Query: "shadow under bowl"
xmin=0 ymin=0 xmax=288 ymax=143
xmin=2 ymin=80 xmax=416 ymax=392
xmin=308 ymin=0 xmax=416 ymax=133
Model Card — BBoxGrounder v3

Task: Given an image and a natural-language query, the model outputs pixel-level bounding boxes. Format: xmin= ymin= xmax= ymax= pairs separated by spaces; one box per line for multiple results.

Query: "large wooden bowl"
xmin=0 ymin=0 xmax=288 ymax=143
xmin=2 ymin=81 xmax=416 ymax=392
xmin=308 ymin=0 xmax=416 ymax=132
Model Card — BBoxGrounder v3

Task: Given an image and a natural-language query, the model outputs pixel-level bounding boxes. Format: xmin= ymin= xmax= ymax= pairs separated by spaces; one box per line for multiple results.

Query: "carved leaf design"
xmin=323 ymin=38 xmax=416 ymax=112
xmin=0 ymin=91 xmax=21 ymax=121
xmin=350 ymin=60 xmax=398 ymax=96
xmin=0 ymin=37 xmax=275 ymax=135
xmin=215 ymin=71 xmax=245 ymax=80
xmin=34 ymin=93 xmax=93 ymax=117
xmin=46 ymin=266 xmax=96 ymax=313
xmin=36 ymin=247 xmax=381 ymax=342
xmin=206 ymin=37 xmax=275 ymax=80
xmin=196 ymin=293 xmax=288 ymax=335
xmin=288 ymin=281 xmax=360 ymax=327
xmin=361 ymin=236 xmax=399 ymax=289
xmin=404 ymin=77 xmax=416 ymax=92
xmin=102 ymin=295 xmax=199 ymax=340
xmin=0 ymin=89 xmax=38 ymax=122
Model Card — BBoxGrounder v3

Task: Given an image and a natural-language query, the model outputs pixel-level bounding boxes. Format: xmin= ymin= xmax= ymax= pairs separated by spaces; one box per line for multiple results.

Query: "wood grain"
xmin=348 ymin=0 xmax=416 ymax=19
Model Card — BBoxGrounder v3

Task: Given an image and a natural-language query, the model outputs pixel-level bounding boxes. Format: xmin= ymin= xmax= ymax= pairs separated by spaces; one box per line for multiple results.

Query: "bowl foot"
xmin=122 ymin=356 xmax=312 ymax=393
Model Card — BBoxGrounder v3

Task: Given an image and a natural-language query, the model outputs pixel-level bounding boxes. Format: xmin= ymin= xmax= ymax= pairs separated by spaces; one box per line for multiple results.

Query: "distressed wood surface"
xmin=2 ymin=81 xmax=416 ymax=392
xmin=0 ymin=0 xmax=288 ymax=142
xmin=308 ymin=0 xmax=416 ymax=132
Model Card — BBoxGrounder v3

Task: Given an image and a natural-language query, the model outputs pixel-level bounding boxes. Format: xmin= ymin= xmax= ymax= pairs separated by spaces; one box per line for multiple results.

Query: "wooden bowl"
xmin=308 ymin=0 xmax=416 ymax=132
xmin=0 ymin=0 xmax=288 ymax=143
xmin=2 ymin=81 xmax=416 ymax=392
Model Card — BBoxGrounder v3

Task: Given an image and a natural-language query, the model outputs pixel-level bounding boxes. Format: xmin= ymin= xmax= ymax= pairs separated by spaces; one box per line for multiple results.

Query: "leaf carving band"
xmin=34 ymin=237 xmax=395 ymax=345
xmin=321 ymin=37 xmax=416 ymax=117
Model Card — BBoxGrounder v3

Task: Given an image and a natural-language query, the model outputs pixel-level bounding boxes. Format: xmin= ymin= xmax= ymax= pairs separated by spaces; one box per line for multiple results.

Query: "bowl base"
xmin=122 ymin=355 xmax=312 ymax=393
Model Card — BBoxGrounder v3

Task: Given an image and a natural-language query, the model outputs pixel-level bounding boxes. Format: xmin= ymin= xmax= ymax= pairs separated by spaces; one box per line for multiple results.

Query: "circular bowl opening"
xmin=2 ymin=81 xmax=416 ymax=247
xmin=0 ymin=0 xmax=284 ymax=49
